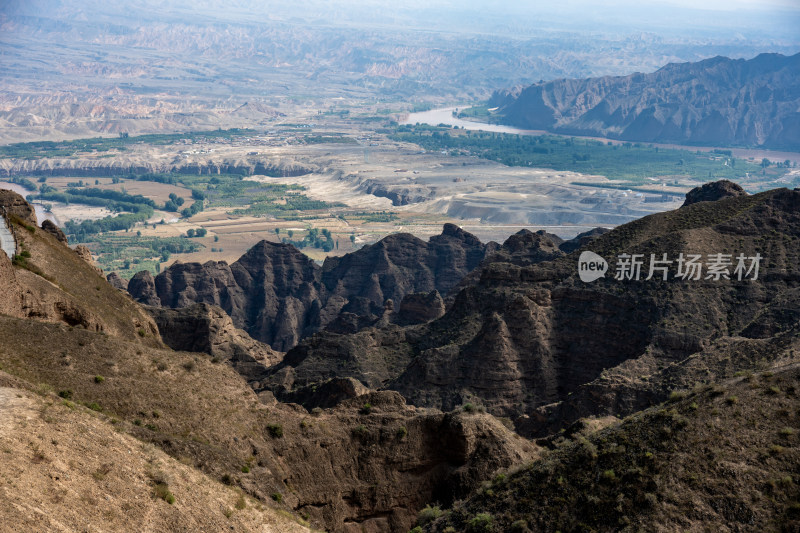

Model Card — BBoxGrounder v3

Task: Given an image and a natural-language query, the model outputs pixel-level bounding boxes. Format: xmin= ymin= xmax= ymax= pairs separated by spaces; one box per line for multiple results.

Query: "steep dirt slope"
xmin=0 ymin=315 xmax=533 ymax=533
xmin=0 ymin=189 xmax=161 ymax=345
xmin=423 ymin=359 xmax=800 ymax=532
xmin=0 ymin=376 xmax=312 ymax=533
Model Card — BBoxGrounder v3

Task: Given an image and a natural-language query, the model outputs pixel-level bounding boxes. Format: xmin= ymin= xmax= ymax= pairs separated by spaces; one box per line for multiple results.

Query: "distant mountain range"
xmin=490 ymin=52 xmax=800 ymax=151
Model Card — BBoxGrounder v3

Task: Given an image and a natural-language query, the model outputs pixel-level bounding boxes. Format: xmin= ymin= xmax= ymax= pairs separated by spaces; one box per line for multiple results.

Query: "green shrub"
xmin=241 ymin=465 xmax=250 ymax=473
xmin=396 ymin=426 xmax=408 ymax=439
xmin=235 ymin=493 xmax=247 ymax=510
xmin=154 ymin=483 xmax=175 ymax=504
xmin=417 ymin=505 xmax=442 ymax=526
xmin=601 ymin=469 xmax=617 ymax=482
xmin=58 ymin=389 xmax=73 ymax=399
xmin=510 ymin=520 xmax=529 ymax=533
xmin=467 ymin=512 xmax=494 ymax=533
xmin=668 ymin=390 xmax=686 ymax=402
xmin=360 ymin=403 xmax=372 ymax=415
xmin=87 ymin=402 xmax=102 ymax=412
xmin=94 ymin=375 xmax=105 ymax=383
xmin=271 ymin=492 xmax=282 ymax=503
xmin=267 ymin=423 xmax=283 ymax=438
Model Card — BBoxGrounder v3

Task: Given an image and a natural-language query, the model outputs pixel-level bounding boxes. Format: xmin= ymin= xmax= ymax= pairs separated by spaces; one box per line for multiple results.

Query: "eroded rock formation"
xmin=128 ymin=224 xmax=490 ymax=351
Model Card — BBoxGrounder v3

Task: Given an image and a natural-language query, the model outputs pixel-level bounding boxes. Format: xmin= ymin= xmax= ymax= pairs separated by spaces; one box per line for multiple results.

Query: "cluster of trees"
xmin=34 ymin=184 xmax=206 ymax=239
xmin=64 ymin=210 xmax=153 ymax=239
xmin=33 ymin=187 xmax=156 ymax=238
xmin=35 ymin=187 xmax=156 ymax=213
xmin=151 ymin=237 xmax=203 ymax=264
xmin=181 ymin=200 xmax=204 ymax=218
xmin=282 ymin=227 xmax=336 ymax=252
xmin=186 ymin=228 xmax=207 ymax=238
xmin=163 ymin=192 xmax=185 ymax=212
xmin=7 ymin=176 xmax=38 ymax=192
xmin=0 ymin=128 xmax=256 ymax=160
xmin=390 ymin=128 xmax=762 ymax=182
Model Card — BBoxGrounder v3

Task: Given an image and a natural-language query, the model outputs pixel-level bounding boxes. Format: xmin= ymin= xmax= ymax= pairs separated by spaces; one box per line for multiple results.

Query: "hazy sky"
xmin=2 ymin=0 xmax=798 ymax=43
xmin=661 ymin=0 xmax=799 ymax=8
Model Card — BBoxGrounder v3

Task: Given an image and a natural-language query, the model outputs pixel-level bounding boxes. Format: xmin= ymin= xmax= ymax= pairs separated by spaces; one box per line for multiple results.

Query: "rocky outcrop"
xmin=397 ymin=290 xmax=445 ymax=325
xmin=273 ymin=391 xmax=537 ymax=532
xmin=128 ymin=225 xmax=490 ymax=351
xmin=275 ymin=376 xmax=371 ymax=409
xmin=73 ymin=244 xmax=102 ymax=274
xmin=41 ymin=220 xmax=68 ymax=244
xmin=151 ymin=244 xmax=323 ymax=352
xmin=127 ymin=270 xmax=160 ymax=306
xmin=106 ymin=272 xmax=128 ymax=290
xmin=453 ymin=228 xmax=605 ymax=293
xmin=358 ymin=178 xmax=433 ymax=206
xmin=146 ymin=303 xmax=283 ymax=378
xmin=493 ymin=52 xmax=800 ymax=150
xmin=318 ymin=224 xmax=487 ymax=323
xmin=0 ymin=189 xmax=37 ymax=226
xmin=681 ymin=179 xmax=747 ymax=207
xmin=485 ymin=229 xmax=564 ymax=266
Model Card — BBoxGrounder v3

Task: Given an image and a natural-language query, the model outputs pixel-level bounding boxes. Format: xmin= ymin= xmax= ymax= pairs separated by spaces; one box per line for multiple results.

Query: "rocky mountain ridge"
xmin=128 ymin=223 xmax=494 ymax=351
xmin=491 ymin=52 xmax=800 ymax=150
xmin=258 ymin=182 xmax=800 ymax=440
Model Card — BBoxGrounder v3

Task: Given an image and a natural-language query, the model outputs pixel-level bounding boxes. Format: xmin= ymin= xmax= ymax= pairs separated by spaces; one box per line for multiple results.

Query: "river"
xmin=400 ymin=107 xmax=800 ymax=164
